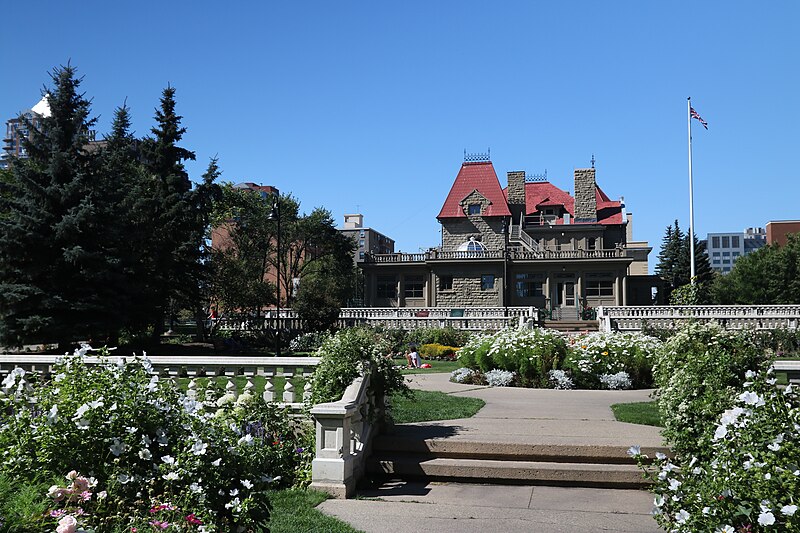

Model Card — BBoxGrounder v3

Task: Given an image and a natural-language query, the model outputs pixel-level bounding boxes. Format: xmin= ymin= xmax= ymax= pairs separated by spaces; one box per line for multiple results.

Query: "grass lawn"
xmin=611 ymin=401 xmax=664 ymax=427
xmin=391 ymin=389 xmax=485 ymax=423
xmin=269 ymin=488 xmax=362 ymax=533
xmin=391 ymin=357 xmax=462 ymax=375
xmin=176 ymin=376 xmax=307 ymax=398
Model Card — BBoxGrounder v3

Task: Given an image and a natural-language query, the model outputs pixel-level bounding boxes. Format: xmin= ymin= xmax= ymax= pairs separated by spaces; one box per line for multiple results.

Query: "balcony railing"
xmin=364 ymin=248 xmax=626 ymax=263
xmin=597 ymin=305 xmax=800 ymax=332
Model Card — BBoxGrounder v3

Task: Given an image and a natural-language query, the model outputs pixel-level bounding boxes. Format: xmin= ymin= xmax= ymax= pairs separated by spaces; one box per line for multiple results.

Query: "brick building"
xmin=766 ymin=220 xmax=800 ymax=247
xmin=359 ymin=156 xmax=654 ymax=317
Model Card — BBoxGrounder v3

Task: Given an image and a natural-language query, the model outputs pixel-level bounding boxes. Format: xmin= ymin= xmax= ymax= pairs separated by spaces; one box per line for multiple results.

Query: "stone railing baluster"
xmin=283 ymin=370 xmax=295 ymax=403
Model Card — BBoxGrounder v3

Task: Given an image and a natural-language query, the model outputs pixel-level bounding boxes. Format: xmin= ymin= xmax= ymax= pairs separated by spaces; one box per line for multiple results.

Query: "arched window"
xmin=457 ymin=237 xmax=487 ymax=252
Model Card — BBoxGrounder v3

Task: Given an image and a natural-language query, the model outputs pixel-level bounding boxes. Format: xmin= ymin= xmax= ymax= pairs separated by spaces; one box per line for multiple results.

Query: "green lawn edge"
xmin=269 ymin=488 xmax=363 ymax=533
xmin=391 ymin=389 xmax=485 ymax=424
xmin=610 ymin=400 xmax=664 ymax=427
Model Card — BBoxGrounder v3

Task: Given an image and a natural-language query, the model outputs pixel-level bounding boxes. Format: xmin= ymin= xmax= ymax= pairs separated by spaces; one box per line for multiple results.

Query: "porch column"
xmin=615 ymin=274 xmax=622 ymax=305
xmin=622 ymin=273 xmax=628 ymax=306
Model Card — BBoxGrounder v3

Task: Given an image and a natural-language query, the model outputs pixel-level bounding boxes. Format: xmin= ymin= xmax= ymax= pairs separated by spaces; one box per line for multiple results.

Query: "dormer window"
xmin=457 ymin=237 xmax=487 ymax=252
xmin=467 ymin=204 xmax=481 ymax=215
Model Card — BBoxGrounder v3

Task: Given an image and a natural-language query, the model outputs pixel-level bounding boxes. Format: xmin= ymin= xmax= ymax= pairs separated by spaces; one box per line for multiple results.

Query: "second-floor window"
xmin=468 ymin=204 xmax=481 ymax=215
xmin=481 ymin=274 xmax=495 ymax=290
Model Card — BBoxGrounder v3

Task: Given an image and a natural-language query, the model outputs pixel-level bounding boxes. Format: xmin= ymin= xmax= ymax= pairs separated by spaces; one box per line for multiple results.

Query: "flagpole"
xmin=687 ymin=97 xmax=696 ymax=284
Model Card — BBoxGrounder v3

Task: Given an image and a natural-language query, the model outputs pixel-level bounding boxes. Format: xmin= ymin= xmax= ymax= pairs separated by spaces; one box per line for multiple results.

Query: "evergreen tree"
xmin=0 ymin=65 xmax=121 ymax=348
xmin=99 ymin=104 xmax=155 ymax=335
xmin=656 ymin=220 xmax=713 ymax=303
xmin=656 ymin=220 xmax=687 ymax=292
xmin=139 ymin=86 xmax=198 ymax=336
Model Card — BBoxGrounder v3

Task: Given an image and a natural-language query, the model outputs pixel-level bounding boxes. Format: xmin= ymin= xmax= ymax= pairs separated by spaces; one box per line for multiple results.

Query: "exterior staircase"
xmin=544 ymin=319 xmax=599 ymax=333
xmin=367 ymin=435 xmax=659 ymax=489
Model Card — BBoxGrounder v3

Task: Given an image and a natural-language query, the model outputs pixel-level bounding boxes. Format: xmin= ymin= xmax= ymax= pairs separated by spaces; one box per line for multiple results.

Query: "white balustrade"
xmin=0 ymin=354 xmax=320 ymax=412
xmin=597 ymin=305 xmax=800 ymax=333
xmin=310 ymin=366 xmax=381 ymax=498
xmin=337 ymin=306 xmax=539 ymax=330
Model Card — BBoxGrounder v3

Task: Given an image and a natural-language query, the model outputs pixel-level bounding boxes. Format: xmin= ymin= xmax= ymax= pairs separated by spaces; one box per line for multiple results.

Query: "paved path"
xmin=319 ymin=372 xmax=665 ymax=532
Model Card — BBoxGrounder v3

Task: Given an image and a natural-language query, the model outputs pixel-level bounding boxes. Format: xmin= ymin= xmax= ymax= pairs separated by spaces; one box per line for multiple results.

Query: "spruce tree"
xmin=99 ymin=104 xmax=154 ymax=335
xmin=140 ymin=86 xmax=197 ymax=336
xmin=0 ymin=65 xmax=120 ymax=348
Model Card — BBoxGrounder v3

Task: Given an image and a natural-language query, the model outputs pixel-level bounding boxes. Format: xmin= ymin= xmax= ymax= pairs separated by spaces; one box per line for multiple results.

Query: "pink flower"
xmin=148 ymin=520 xmax=170 ymax=529
xmin=56 ymin=514 xmax=78 ymax=533
xmin=72 ymin=476 xmax=90 ymax=492
xmin=65 ymin=470 xmax=78 ymax=481
xmin=50 ymin=509 xmax=66 ymax=518
xmin=80 ymin=491 xmax=92 ymax=502
xmin=48 ymin=485 xmax=68 ymax=502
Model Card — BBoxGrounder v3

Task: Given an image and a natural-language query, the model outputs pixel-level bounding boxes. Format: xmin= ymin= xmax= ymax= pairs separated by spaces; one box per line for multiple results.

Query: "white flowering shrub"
xmin=633 ymin=371 xmax=800 ymax=532
xmin=0 ymin=345 xmax=311 ymax=531
xmin=564 ymin=331 xmax=660 ymax=389
xmin=484 ymin=369 xmax=515 ymax=387
xmin=599 ymin=371 xmax=632 ymax=390
xmin=310 ymin=327 xmax=409 ymax=415
xmin=289 ymin=331 xmax=331 ymax=353
xmin=450 ymin=367 xmax=480 ymax=384
xmin=457 ymin=328 xmax=567 ymax=387
xmin=547 ymin=369 xmax=574 ymax=390
xmin=653 ymin=322 xmax=772 ymax=458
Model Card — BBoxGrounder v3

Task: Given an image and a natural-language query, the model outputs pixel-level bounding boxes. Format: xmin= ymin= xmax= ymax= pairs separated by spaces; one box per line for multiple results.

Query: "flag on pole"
xmin=690 ymin=107 xmax=708 ymax=129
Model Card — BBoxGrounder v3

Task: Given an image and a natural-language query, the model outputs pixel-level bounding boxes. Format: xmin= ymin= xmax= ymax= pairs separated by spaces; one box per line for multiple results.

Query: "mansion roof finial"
xmin=464 ymin=148 xmax=491 ymax=162
xmin=591 ymin=154 xmax=596 ymax=169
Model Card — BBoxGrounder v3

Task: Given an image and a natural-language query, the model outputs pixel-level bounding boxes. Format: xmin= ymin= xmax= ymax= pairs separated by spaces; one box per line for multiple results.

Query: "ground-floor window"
xmin=481 ymin=274 xmax=495 ymax=290
xmin=404 ymin=275 xmax=424 ymax=298
xmin=585 ymin=280 xmax=614 ymax=296
xmin=515 ymin=273 xmax=543 ymax=297
xmin=377 ymin=275 xmax=397 ymax=298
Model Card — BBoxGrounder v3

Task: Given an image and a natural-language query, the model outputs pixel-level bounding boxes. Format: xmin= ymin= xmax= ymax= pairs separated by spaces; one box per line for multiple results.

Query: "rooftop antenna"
xmin=591 ymin=154 xmax=596 ymax=169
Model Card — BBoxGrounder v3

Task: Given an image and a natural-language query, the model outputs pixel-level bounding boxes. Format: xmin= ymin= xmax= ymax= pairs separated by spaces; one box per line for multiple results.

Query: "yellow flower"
xmin=602 ymin=351 xmax=608 ymax=356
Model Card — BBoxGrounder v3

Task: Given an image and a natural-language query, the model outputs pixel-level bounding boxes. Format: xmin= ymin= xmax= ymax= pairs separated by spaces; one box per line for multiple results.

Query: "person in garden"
xmin=409 ymin=346 xmax=421 ymax=368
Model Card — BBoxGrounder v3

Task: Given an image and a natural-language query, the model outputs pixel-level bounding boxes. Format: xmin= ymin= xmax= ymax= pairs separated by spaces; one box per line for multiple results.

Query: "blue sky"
xmin=2 ymin=1 xmax=798 ymax=272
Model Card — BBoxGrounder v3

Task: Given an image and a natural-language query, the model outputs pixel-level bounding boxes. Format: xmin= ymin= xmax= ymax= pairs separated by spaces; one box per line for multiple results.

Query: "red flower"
xmin=185 ymin=513 xmax=203 ymax=525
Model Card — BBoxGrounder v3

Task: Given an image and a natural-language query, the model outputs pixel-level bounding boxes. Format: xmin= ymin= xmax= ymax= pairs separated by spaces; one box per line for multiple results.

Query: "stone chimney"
xmin=506 ymin=171 xmax=526 ymax=221
xmin=573 ymin=168 xmax=597 ymax=223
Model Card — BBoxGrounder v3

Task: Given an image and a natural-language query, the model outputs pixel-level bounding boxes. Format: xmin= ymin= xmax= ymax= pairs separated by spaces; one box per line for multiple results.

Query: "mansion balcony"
xmin=364 ymin=247 xmax=628 ymax=264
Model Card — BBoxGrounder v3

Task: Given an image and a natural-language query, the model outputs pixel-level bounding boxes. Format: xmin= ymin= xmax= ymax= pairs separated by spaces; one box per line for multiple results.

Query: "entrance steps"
xmin=543 ymin=320 xmax=599 ymax=333
xmin=367 ymin=436 xmax=660 ymax=489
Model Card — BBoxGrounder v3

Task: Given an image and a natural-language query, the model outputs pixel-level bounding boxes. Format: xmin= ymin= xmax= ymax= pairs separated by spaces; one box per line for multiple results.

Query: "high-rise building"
xmin=1 ymin=96 xmax=51 ymax=169
xmin=705 ymin=227 xmax=766 ymax=273
xmin=338 ymin=214 xmax=395 ymax=264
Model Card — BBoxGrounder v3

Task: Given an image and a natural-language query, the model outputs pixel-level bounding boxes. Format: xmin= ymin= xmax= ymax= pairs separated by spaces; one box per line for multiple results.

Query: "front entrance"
xmin=551 ymin=275 xmax=577 ymax=320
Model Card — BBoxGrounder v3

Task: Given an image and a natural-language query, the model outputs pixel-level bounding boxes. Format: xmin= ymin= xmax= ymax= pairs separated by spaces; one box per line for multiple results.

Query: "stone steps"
xmin=367 ymin=455 xmax=648 ymax=489
xmin=544 ymin=320 xmax=599 ymax=332
xmin=368 ymin=437 xmax=661 ymax=490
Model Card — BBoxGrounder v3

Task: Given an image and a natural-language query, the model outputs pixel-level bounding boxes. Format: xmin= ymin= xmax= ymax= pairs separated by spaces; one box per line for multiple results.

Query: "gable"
xmin=438 ymin=162 xmax=511 ymax=219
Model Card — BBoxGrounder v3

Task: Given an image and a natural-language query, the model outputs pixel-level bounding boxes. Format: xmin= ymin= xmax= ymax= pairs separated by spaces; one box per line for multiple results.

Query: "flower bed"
xmin=0 ymin=345 xmax=312 ymax=531
xmin=451 ymin=327 xmax=660 ymax=390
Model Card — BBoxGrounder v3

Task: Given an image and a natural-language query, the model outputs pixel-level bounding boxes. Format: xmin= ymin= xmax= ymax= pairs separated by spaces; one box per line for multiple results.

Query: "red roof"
xmin=520 ymin=182 xmax=623 ymax=225
xmin=437 ymin=162 xmax=512 ymax=219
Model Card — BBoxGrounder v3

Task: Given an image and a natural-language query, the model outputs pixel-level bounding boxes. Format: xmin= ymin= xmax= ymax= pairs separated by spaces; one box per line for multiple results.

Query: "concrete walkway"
xmin=319 ymin=372 xmax=665 ymax=533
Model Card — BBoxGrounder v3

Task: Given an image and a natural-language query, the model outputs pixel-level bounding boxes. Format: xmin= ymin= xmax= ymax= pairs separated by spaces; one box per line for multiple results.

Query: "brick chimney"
xmin=573 ymin=168 xmax=597 ymax=223
xmin=506 ymin=171 xmax=526 ymax=221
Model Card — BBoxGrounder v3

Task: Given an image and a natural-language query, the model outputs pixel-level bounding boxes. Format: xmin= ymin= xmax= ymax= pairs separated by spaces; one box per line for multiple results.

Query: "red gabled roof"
xmin=517 ymin=181 xmax=623 ymax=225
xmin=437 ymin=162 xmax=512 ymax=219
